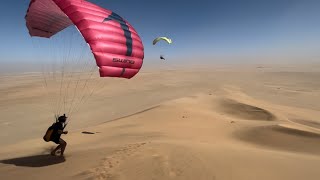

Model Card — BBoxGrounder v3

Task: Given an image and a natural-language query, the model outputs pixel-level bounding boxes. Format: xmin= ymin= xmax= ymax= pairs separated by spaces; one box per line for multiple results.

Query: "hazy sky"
xmin=0 ymin=0 xmax=320 ymax=70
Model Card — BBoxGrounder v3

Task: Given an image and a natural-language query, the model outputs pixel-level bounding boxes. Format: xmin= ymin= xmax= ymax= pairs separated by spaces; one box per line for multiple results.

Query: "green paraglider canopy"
xmin=153 ymin=37 xmax=172 ymax=45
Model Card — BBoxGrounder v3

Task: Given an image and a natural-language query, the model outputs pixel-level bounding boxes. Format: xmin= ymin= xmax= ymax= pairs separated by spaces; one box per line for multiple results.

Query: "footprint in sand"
xmin=82 ymin=142 xmax=148 ymax=180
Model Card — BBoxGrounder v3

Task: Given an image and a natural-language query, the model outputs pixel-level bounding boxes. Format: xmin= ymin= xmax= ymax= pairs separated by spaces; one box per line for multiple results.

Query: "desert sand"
xmin=0 ymin=64 xmax=320 ymax=180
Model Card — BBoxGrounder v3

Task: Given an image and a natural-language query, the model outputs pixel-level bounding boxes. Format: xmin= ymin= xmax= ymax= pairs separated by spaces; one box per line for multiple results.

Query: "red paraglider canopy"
xmin=25 ymin=0 xmax=144 ymax=79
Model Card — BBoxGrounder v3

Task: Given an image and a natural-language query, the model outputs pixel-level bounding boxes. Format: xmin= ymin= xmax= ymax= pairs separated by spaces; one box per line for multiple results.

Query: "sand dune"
xmin=218 ymin=98 xmax=276 ymax=121
xmin=290 ymin=118 xmax=320 ymax=129
xmin=235 ymin=124 xmax=320 ymax=155
xmin=1 ymin=65 xmax=320 ymax=180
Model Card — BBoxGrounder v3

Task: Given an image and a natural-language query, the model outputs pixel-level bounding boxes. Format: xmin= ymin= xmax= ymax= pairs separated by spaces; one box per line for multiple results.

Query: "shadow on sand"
xmin=0 ymin=154 xmax=65 ymax=167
